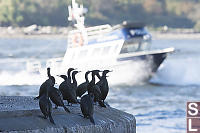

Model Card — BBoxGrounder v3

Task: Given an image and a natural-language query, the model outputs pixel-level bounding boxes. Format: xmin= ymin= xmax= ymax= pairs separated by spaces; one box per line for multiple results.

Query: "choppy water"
xmin=0 ymin=37 xmax=200 ymax=133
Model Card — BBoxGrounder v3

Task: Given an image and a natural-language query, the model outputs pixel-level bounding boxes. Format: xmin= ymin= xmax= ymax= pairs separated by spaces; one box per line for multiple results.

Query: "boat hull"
xmin=118 ymin=52 xmax=167 ymax=73
xmin=115 ymin=48 xmax=174 ymax=81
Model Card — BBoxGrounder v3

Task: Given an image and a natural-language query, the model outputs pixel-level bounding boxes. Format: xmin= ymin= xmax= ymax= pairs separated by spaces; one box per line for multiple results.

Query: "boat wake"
xmin=0 ymin=70 xmax=44 ymax=86
xmin=150 ymin=57 xmax=200 ymax=86
xmin=108 ymin=60 xmax=152 ymax=86
xmin=0 ymin=60 xmax=153 ymax=86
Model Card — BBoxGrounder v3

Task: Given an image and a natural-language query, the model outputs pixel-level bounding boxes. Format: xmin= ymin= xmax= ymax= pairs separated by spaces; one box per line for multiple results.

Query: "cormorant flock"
xmin=35 ymin=67 xmax=112 ymax=125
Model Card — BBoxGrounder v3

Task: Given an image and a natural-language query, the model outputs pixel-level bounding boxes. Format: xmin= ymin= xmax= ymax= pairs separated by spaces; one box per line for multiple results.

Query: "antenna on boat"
xmin=68 ymin=0 xmax=87 ymax=29
xmin=67 ymin=0 xmax=88 ymax=46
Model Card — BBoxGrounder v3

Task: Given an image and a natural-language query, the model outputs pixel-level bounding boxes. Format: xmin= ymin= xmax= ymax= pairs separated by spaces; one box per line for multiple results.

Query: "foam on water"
xmin=0 ymin=59 xmax=152 ymax=86
xmin=1 ymin=54 xmax=199 ymax=88
xmin=108 ymin=60 xmax=152 ymax=86
xmin=151 ymin=57 xmax=200 ymax=86
xmin=0 ymin=71 xmax=45 ymax=86
xmin=67 ymin=59 xmax=153 ymax=86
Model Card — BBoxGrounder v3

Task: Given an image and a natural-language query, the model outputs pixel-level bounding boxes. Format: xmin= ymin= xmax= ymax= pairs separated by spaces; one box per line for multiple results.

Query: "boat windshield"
xmin=120 ymin=41 xmax=151 ymax=54
xmin=120 ymin=27 xmax=152 ymax=54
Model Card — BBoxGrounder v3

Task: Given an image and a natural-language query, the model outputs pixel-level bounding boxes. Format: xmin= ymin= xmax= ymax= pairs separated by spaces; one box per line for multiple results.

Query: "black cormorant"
xmin=87 ymin=70 xmax=100 ymax=94
xmin=49 ymin=86 xmax=70 ymax=113
xmin=69 ymin=70 xmax=80 ymax=104
xmin=96 ymin=70 xmax=112 ymax=103
xmin=80 ymin=93 xmax=95 ymax=125
xmin=35 ymin=68 xmax=55 ymax=100
xmin=58 ymin=68 xmax=75 ymax=101
xmin=67 ymin=68 xmax=76 ymax=84
xmin=76 ymin=71 xmax=90 ymax=97
xmin=58 ymin=75 xmax=71 ymax=103
xmin=87 ymin=70 xmax=106 ymax=108
xmin=39 ymin=85 xmax=55 ymax=124
xmin=58 ymin=71 xmax=80 ymax=105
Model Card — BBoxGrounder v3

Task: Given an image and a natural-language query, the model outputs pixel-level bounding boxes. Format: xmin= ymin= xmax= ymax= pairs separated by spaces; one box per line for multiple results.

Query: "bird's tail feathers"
xmin=64 ymin=106 xmax=70 ymax=113
xmin=89 ymin=115 xmax=95 ymax=125
xmin=49 ymin=113 xmax=55 ymax=125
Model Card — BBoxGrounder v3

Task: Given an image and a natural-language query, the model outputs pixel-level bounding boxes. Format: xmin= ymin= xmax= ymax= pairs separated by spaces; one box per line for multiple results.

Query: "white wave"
xmin=65 ymin=59 xmax=153 ymax=86
xmin=108 ymin=60 xmax=152 ymax=86
xmin=0 ymin=71 xmax=46 ymax=86
xmin=150 ymin=57 xmax=200 ymax=86
xmin=0 ymin=59 xmax=153 ymax=86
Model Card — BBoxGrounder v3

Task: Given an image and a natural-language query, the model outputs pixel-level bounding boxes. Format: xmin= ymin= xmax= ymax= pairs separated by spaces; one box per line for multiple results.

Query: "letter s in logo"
xmin=188 ymin=103 xmax=198 ymax=116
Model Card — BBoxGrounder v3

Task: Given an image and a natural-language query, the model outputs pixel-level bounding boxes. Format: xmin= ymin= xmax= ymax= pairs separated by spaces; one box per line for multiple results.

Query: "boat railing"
xmin=68 ymin=24 xmax=112 ymax=36
xmin=86 ymin=24 xmax=112 ymax=36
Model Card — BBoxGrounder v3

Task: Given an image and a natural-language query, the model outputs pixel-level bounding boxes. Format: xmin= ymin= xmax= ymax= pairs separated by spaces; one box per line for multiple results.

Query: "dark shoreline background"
xmin=1 ymin=0 xmax=200 ymax=30
xmin=1 ymin=26 xmax=200 ymax=39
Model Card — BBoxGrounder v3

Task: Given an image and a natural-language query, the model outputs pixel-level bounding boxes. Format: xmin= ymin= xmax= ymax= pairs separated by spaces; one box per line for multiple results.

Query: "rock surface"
xmin=0 ymin=96 xmax=136 ymax=133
